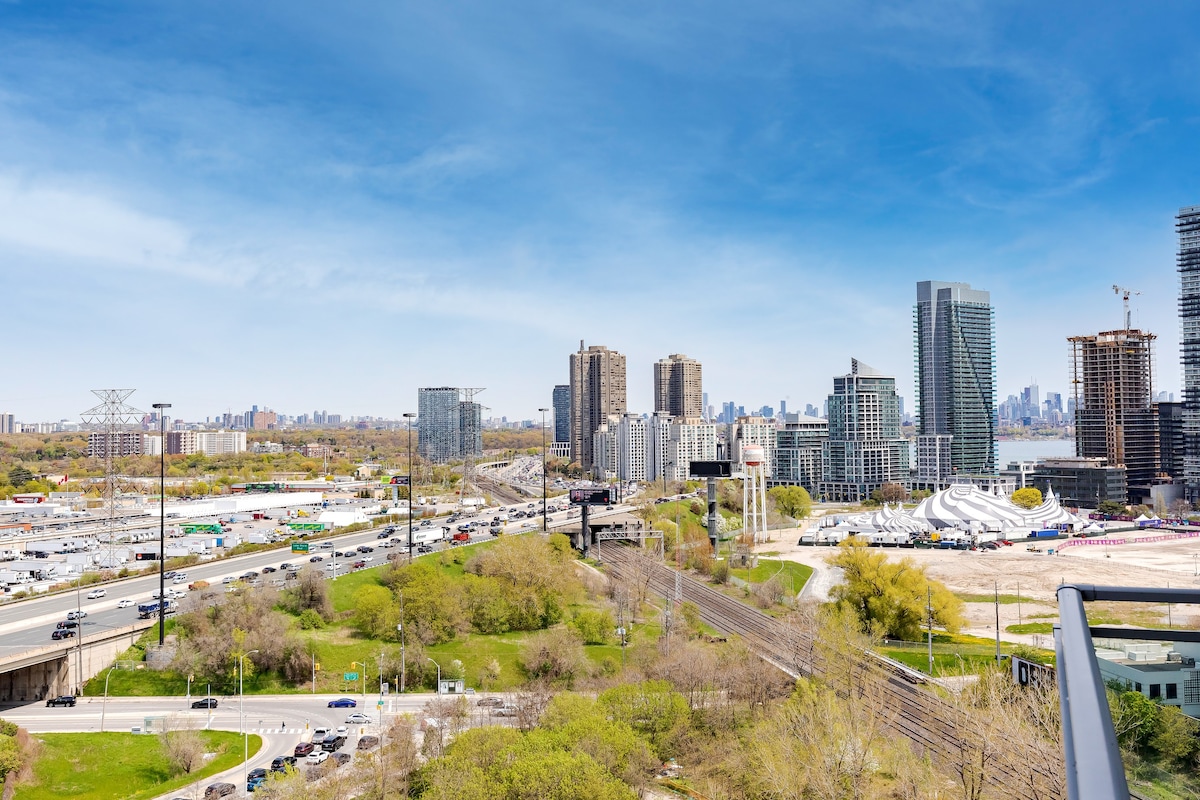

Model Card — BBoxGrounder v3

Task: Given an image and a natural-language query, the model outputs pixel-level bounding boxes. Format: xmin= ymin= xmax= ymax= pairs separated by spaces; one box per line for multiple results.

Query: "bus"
xmin=137 ymin=600 xmax=177 ymax=619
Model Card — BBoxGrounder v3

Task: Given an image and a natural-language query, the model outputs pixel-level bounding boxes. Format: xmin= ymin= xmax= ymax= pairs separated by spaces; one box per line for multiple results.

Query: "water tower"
xmin=741 ymin=444 xmax=769 ymax=545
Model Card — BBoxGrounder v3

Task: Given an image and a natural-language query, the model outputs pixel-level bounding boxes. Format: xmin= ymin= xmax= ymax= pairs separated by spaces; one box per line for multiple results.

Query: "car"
xmin=173 ymin=575 xmax=188 ymax=584
xmin=192 ymin=697 xmax=218 ymax=709
xmin=491 ymin=705 xmax=519 ymax=717
xmin=280 ymin=562 xmax=292 ymax=570
xmin=312 ymin=727 xmax=331 ymax=740
xmin=51 ymin=629 xmax=76 ymax=640
xmin=306 ymin=750 xmax=329 ymax=765
xmin=605 ymin=505 xmax=614 ymax=511
xmin=309 ymin=556 xmax=324 ymax=563
xmin=241 ymin=571 xmax=259 ymax=580
xmin=356 ymin=735 xmax=380 ymax=751
xmin=362 ymin=555 xmax=373 ymax=562
xmin=330 ymin=751 xmax=352 ymax=767
xmin=117 ymin=598 xmax=134 ymax=608
xmin=66 ymin=610 xmax=87 ymax=621
xmin=86 ymin=588 xmax=106 ymax=599
xmin=261 ymin=566 xmax=277 ymax=574
xmin=244 ymin=524 xmax=253 ymax=528
xmin=247 ymin=768 xmax=268 ymax=781
xmin=203 ymin=782 xmax=236 ymax=799
xmin=352 ymin=560 xmax=366 ymax=569
xmin=164 ymin=571 xmax=177 ymax=579
xmin=56 ymin=620 xmax=79 ymax=629
xmin=476 ymin=696 xmax=505 ymax=707
xmin=270 ymin=755 xmax=297 ymax=773
xmin=293 ymin=742 xmax=315 ymax=758
xmin=247 ymin=776 xmax=266 ymax=793
xmin=327 ymin=697 xmax=356 ymax=708
xmin=221 ymin=576 xmax=235 ymax=584
xmin=335 ymin=725 xmax=349 ymax=735
xmin=46 ymin=695 xmax=76 ymax=707
xmin=345 ymin=711 xmax=371 ymax=724
xmin=377 ymin=531 xmax=390 ymax=539
xmin=320 ymin=733 xmax=346 ymax=752
xmin=357 ymin=545 xmax=372 ymax=553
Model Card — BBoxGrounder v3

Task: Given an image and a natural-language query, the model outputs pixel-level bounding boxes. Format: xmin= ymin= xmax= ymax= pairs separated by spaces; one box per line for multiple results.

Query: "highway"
xmin=0 ymin=499 xmax=637 ymax=658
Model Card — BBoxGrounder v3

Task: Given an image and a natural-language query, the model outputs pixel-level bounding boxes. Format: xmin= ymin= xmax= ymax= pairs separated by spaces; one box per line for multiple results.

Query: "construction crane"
xmin=1112 ymin=284 xmax=1141 ymax=330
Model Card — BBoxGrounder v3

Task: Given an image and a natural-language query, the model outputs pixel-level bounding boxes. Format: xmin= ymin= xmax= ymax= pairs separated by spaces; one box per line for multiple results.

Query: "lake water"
xmin=906 ymin=438 xmax=1075 ymax=465
xmin=996 ymin=439 xmax=1075 ymax=465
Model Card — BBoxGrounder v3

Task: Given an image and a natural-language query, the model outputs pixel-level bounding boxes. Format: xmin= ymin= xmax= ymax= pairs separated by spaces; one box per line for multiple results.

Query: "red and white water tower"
xmin=741 ymin=444 xmax=769 ymax=544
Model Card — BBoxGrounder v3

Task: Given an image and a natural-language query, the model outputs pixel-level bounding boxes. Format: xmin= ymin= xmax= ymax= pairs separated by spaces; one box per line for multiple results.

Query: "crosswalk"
xmin=246 ymin=728 xmax=304 ymax=735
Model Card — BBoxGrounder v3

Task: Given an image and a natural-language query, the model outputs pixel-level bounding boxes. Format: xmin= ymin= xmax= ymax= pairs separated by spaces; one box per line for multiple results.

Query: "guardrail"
xmin=0 ymin=619 xmax=155 ymax=671
xmin=1055 ymin=584 xmax=1200 ymax=800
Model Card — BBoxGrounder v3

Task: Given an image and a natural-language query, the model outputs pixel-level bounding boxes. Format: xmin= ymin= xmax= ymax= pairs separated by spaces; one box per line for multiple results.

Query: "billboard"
xmin=569 ymin=488 xmax=611 ymax=506
xmin=1012 ymin=655 xmax=1055 ymax=688
xmin=689 ymin=461 xmax=733 ymax=478
xmin=385 ymin=476 xmax=410 ymax=486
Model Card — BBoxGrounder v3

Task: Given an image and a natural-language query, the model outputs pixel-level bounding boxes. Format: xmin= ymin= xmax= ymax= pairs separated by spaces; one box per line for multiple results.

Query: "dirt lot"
xmin=760 ymin=522 xmax=1200 ymax=645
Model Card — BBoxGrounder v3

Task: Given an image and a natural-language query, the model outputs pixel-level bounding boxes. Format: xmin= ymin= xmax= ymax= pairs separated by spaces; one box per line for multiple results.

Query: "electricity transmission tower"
xmin=81 ymin=389 xmax=144 ymax=567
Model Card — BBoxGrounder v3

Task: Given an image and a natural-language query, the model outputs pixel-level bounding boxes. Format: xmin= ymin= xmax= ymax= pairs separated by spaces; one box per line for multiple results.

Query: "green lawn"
xmin=730 ymin=558 xmax=813 ymax=595
xmin=1006 ymin=622 xmax=1055 ymax=635
xmin=878 ymin=631 xmax=1054 ymax=676
xmin=15 ymin=730 xmax=257 ymax=800
xmin=956 ymin=592 xmax=1042 ymax=605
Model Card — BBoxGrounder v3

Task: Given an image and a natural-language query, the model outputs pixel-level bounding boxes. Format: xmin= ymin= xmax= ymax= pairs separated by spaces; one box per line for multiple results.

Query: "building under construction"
xmin=1069 ymin=329 xmax=1158 ymax=504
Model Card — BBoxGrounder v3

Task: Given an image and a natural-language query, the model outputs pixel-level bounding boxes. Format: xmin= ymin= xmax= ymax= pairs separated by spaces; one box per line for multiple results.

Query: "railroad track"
xmin=601 ymin=545 xmax=1067 ymax=799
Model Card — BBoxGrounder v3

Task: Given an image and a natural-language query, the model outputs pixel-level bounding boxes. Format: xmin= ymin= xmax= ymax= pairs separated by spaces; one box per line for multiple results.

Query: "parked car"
xmin=293 ymin=742 xmax=315 ymax=758
xmin=46 ymin=695 xmax=76 ymax=707
xmin=306 ymin=750 xmax=329 ymax=765
xmin=116 ymin=598 xmax=134 ymax=608
xmin=191 ymin=698 xmax=218 ymax=709
xmin=203 ymin=782 xmax=236 ymax=799
xmin=345 ymin=712 xmax=370 ymax=724
xmin=327 ymin=697 xmax=356 ymax=708
xmin=270 ymin=755 xmax=297 ymax=773
xmin=86 ymin=588 xmax=106 ymax=599
xmin=356 ymin=735 xmax=380 ymax=751
xmin=330 ymin=751 xmax=352 ymax=766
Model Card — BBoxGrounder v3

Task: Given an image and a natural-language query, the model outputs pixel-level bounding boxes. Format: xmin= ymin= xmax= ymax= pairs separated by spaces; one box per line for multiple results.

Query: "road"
xmin=0 ymin=500 xmax=637 ymax=658
xmin=2 ymin=691 xmax=500 ymax=798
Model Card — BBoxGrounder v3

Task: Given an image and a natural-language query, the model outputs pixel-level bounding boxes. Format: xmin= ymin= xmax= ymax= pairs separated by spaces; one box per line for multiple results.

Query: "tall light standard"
xmin=539 ymin=408 xmax=550 ymax=532
xmin=100 ymin=665 xmax=118 ymax=732
xmin=427 ymin=657 xmax=441 ymax=694
xmin=351 ymin=661 xmax=367 ymax=698
xmin=404 ymin=412 xmax=417 ymax=561
xmin=239 ymin=649 xmax=260 ymax=771
xmin=152 ymin=402 xmax=171 ymax=646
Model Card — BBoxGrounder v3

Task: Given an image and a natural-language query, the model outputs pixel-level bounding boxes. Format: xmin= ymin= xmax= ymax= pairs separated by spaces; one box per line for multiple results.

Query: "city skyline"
xmin=1 ymin=5 xmax=1197 ymax=421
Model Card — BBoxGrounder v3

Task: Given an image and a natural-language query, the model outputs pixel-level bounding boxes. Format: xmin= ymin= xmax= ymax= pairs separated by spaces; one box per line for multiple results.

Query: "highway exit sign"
xmin=344 ymin=672 xmax=358 ymax=681
xmin=291 ymin=542 xmax=310 ymax=552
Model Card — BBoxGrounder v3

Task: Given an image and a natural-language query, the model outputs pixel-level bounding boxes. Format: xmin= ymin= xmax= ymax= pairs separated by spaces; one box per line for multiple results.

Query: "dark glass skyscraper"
xmin=914 ymin=281 xmax=997 ymax=485
xmin=1178 ymin=205 xmax=1200 ymax=502
xmin=552 ymin=384 xmax=570 ymax=443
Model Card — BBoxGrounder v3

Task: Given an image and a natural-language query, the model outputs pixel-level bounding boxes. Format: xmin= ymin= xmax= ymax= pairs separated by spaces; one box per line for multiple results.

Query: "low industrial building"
xmin=1096 ymin=639 xmax=1200 ymax=718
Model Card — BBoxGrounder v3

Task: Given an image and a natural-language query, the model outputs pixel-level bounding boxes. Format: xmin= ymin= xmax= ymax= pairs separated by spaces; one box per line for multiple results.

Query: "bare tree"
xmin=159 ymin=715 xmax=208 ymax=775
xmin=421 ymin=696 xmax=470 ymax=759
xmin=512 ymin=680 xmax=555 ymax=732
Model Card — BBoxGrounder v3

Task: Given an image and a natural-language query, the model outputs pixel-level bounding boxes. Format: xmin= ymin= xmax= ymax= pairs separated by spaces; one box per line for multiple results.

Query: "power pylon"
xmin=81 ymin=389 xmax=144 ymax=568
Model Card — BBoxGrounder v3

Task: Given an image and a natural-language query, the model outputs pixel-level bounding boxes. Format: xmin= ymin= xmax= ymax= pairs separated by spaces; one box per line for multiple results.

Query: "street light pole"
xmin=100 ymin=666 xmax=117 ymax=732
xmin=539 ymin=408 xmax=550 ymax=532
xmin=404 ymin=413 xmax=416 ymax=562
xmin=352 ymin=661 xmax=366 ymax=698
xmin=152 ymin=402 xmax=171 ymax=647
xmin=398 ymin=590 xmax=406 ymax=693
xmin=427 ymin=657 xmax=441 ymax=693
xmin=239 ymin=649 xmax=260 ymax=772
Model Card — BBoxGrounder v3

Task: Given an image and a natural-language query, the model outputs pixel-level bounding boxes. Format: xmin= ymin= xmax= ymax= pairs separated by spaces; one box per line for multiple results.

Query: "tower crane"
xmin=1112 ymin=284 xmax=1141 ymax=330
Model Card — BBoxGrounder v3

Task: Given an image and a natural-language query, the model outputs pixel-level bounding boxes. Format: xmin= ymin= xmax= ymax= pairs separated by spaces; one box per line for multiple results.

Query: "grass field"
xmin=14 ymin=730 xmax=256 ymax=800
xmin=730 ymin=559 xmax=813 ymax=595
xmin=878 ymin=632 xmax=1054 ymax=676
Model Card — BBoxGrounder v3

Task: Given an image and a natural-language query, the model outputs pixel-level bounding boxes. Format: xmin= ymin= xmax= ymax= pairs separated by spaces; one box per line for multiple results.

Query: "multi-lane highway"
xmin=0 ymin=499 xmax=636 ymax=658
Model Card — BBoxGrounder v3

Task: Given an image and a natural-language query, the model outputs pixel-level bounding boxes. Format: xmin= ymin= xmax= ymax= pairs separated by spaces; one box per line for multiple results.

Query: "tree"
xmin=769 ymin=485 xmax=812 ymax=519
xmin=1098 ymin=499 xmax=1127 ymax=515
xmin=519 ymin=628 xmax=589 ymax=686
xmin=570 ymin=609 xmax=614 ymax=645
xmin=879 ymin=482 xmax=907 ymax=503
xmin=351 ymin=584 xmax=398 ymax=639
xmin=161 ymin=725 xmax=207 ymax=775
xmin=827 ymin=538 xmax=964 ymax=640
xmin=287 ymin=567 xmax=333 ymax=619
xmin=5 ymin=466 xmax=32 ymax=487
xmin=1011 ymin=487 xmax=1043 ymax=509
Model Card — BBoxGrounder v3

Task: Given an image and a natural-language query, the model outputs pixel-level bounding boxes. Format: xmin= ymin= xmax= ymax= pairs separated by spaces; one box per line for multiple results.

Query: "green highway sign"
xmin=344 ymin=672 xmax=358 ymax=681
xmin=291 ymin=542 xmax=310 ymax=552
xmin=288 ymin=523 xmax=325 ymax=531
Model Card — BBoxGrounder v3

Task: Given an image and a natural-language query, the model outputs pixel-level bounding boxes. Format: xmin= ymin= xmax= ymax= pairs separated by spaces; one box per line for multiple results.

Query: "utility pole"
xmin=994 ymin=582 xmax=1001 ymax=663
xmin=927 ymin=586 xmax=934 ymax=675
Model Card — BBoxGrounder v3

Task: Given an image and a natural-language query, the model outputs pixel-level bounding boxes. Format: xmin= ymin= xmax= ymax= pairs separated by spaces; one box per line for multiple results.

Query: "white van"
xmin=86 ymin=588 xmax=106 ymax=600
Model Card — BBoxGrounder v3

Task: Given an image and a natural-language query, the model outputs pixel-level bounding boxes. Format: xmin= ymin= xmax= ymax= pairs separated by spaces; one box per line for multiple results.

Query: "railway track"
xmin=601 ymin=545 xmax=1067 ymax=799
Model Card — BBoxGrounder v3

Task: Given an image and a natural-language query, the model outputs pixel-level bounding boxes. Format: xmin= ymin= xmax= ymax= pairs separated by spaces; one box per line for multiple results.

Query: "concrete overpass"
xmin=0 ymin=619 xmax=153 ymax=703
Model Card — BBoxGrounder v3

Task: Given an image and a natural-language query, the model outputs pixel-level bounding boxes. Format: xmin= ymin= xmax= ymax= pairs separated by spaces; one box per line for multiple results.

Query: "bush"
xmin=570 ymin=609 xmax=614 ymax=645
xmin=298 ymin=609 xmax=325 ymax=630
xmin=711 ymin=560 xmax=730 ymax=585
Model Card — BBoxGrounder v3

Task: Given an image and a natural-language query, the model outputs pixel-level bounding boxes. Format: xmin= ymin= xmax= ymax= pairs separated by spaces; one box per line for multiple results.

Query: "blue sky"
xmin=2 ymin=1 xmax=1198 ymax=423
